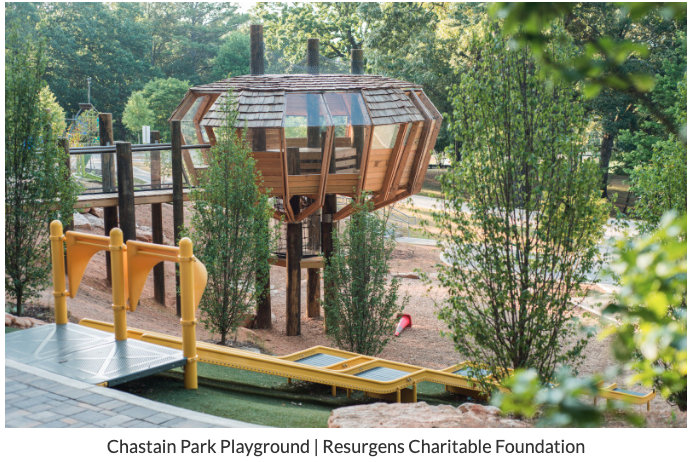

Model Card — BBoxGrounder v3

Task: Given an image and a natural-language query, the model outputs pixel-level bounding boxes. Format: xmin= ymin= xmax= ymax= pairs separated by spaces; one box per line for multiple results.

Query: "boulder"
xmin=72 ymin=213 xmax=91 ymax=230
xmin=12 ymin=317 xmax=34 ymax=329
xmin=328 ymin=401 xmax=530 ymax=428
xmin=6 ymin=313 xmax=15 ymax=327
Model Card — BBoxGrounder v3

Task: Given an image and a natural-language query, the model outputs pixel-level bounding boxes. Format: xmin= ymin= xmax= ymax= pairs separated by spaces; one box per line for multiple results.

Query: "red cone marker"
xmin=394 ymin=314 xmax=412 ymax=337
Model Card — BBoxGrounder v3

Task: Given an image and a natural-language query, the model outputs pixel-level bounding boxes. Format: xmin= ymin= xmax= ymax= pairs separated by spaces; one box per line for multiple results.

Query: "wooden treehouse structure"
xmin=169 ymin=26 xmax=441 ymax=336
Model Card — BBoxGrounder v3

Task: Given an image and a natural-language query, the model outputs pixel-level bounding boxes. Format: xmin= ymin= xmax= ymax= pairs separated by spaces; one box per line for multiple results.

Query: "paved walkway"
xmin=5 ymin=359 xmax=262 ymax=428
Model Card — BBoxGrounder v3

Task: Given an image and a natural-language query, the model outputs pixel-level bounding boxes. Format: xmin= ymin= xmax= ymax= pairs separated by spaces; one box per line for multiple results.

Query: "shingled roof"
xmin=195 ymin=74 xmax=425 ymax=128
xmin=191 ymin=73 xmax=422 ymax=93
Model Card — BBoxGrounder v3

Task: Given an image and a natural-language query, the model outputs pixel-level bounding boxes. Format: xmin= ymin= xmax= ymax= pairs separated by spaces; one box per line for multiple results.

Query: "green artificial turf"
xmin=5 ymin=327 xmax=20 ymax=334
xmin=115 ymin=362 xmax=479 ymax=428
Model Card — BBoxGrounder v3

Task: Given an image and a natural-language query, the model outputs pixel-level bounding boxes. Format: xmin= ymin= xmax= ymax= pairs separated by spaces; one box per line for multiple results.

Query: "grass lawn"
xmin=115 ymin=362 xmax=476 ymax=427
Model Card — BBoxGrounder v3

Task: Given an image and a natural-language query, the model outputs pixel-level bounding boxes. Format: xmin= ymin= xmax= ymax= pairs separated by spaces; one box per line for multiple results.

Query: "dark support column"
xmin=171 ymin=120 xmax=184 ymax=317
xmin=150 ymin=130 xmax=165 ymax=305
xmin=252 ymin=126 xmax=271 ymax=328
xmin=307 ymin=38 xmax=319 ymax=75
xmin=307 ymin=269 xmax=320 ymax=318
xmin=115 ymin=142 xmax=136 ymax=243
xmin=351 ymin=49 xmax=365 ymax=169
xmin=99 ymin=113 xmax=117 ymax=283
xmin=351 ymin=48 xmax=364 ymax=75
xmin=286 ymin=222 xmax=302 ymax=336
xmin=61 ymin=138 xmax=73 ymax=274
xmin=306 ymin=39 xmax=321 ymax=149
xmin=250 ymin=24 xmax=264 ymax=76
xmin=321 ymin=194 xmax=337 ymax=332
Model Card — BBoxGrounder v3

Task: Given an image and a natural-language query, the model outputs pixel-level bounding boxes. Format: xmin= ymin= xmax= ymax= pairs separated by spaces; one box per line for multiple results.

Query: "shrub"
xmin=5 ymin=30 xmax=79 ymax=316
xmin=322 ymin=199 xmax=406 ymax=355
xmin=186 ymin=95 xmax=273 ymax=344
xmin=435 ymin=24 xmax=609 ymax=389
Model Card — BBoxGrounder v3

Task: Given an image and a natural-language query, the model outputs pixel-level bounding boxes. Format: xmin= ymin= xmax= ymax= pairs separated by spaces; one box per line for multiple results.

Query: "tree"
xmin=186 ymin=95 xmax=273 ymax=345
xmin=604 ymin=212 xmax=687 ymax=411
xmin=492 ymin=3 xmax=686 ymax=197
xmin=211 ymin=31 xmax=251 ymax=81
xmin=5 ymin=30 xmax=79 ymax=316
xmin=628 ymin=80 xmax=686 ymax=232
xmin=122 ymin=91 xmax=155 ymax=138
xmin=436 ymin=25 xmax=609 ymax=388
xmin=493 ymin=212 xmax=687 ymax=424
xmin=138 ymin=78 xmax=191 ymax=141
xmin=253 ymin=2 xmax=366 ymax=65
xmin=322 ymin=199 xmax=406 ymax=355
xmin=39 ymin=85 xmax=67 ymax=135
xmin=37 ymin=2 xmax=160 ymax=139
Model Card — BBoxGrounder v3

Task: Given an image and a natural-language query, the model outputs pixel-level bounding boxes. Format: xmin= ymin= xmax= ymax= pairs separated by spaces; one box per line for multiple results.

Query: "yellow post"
xmin=109 ymin=228 xmax=128 ymax=341
xmin=50 ymin=220 xmax=68 ymax=325
xmin=179 ymin=237 xmax=198 ymax=389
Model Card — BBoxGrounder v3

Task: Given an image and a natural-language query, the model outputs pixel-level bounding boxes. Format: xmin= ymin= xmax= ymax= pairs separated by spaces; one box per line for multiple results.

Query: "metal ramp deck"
xmin=5 ymin=323 xmax=186 ymax=387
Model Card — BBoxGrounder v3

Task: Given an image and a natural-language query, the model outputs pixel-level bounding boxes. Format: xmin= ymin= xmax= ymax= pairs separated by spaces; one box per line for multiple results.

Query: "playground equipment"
xmin=394 ymin=314 xmax=412 ymax=337
xmin=6 ymin=221 xmax=655 ymax=411
xmin=168 ymin=26 xmax=443 ymax=336
xmin=5 ymin=220 xmax=206 ymax=388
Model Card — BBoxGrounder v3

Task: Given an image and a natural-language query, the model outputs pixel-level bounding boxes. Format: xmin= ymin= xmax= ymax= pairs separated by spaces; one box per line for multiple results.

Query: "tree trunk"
xmin=599 ymin=131 xmax=615 ymax=199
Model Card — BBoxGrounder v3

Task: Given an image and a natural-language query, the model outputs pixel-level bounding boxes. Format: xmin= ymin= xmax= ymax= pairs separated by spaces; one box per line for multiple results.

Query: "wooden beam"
xmin=280 ymin=129 xmax=295 ymax=223
xmin=115 ymin=142 xmax=136 ymax=243
xmin=150 ymin=130 xmax=165 ymax=306
xmin=377 ymin=123 xmax=408 ymax=202
xmin=99 ymin=113 xmax=117 ymax=284
xmin=286 ymin=222 xmax=302 ymax=336
xmin=389 ymin=121 xmax=423 ymax=196
xmin=356 ymin=125 xmax=373 ymax=197
xmin=307 ymin=268 xmax=320 ymax=318
xmin=251 ymin=24 xmax=264 ymax=76
xmin=405 ymin=92 xmax=434 ymax=192
xmin=171 ymin=120 xmax=184 ymax=317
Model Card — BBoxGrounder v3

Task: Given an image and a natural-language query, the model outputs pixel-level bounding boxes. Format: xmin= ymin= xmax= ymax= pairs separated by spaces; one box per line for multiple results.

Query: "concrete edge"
xmin=6 ymin=358 xmax=267 ymax=428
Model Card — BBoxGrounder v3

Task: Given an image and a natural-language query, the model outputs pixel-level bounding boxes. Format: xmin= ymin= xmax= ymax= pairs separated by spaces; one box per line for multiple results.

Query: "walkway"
xmin=5 ymin=359 xmax=262 ymax=428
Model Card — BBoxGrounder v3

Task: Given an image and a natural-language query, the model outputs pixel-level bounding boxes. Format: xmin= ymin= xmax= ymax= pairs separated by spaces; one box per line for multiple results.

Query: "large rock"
xmin=328 ymin=401 xmax=530 ymax=428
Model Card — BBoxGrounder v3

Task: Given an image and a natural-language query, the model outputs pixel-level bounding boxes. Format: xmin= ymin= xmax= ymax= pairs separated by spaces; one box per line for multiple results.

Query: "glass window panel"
xmin=284 ymin=93 xmax=333 ymax=176
xmin=323 ymin=92 xmax=371 ymax=175
xmin=371 ymin=124 xmax=400 ymax=150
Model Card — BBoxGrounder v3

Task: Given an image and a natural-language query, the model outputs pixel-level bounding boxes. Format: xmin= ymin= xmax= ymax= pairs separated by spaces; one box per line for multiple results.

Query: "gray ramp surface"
xmin=355 ymin=366 xmax=411 ymax=382
xmin=5 ymin=323 xmax=185 ymax=386
xmin=294 ymin=353 xmax=346 ymax=367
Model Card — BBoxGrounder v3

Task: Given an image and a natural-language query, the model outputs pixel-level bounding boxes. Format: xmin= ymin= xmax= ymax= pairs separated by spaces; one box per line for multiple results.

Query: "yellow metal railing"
xmin=49 ymin=220 xmax=206 ymax=389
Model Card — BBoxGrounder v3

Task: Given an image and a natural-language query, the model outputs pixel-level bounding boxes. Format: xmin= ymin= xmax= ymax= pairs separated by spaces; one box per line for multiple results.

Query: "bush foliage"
xmin=5 ymin=30 xmax=79 ymax=316
xmin=322 ymin=199 xmax=406 ymax=355
xmin=435 ymin=24 xmax=609 ymax=389
xmin=186 ymin=96 xmax=273 ymax=344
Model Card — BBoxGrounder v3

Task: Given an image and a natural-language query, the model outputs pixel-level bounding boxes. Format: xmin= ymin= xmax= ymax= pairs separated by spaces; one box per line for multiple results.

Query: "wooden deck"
xmin=75 ymin=188 xmax=191 ymax=209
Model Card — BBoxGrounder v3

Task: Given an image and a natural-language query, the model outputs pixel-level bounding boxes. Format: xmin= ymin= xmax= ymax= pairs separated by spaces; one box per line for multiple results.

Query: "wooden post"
xmin=252 ymin=125 xmax=271 ymax=328
xmin=307 ymin=268 xmax=320 ymax=318
xmin=306 ymin=39 xmax=321 ymax=149
xmin=99 ymin=113 xmax=117 ymax=283
xmin=61 ymin=138 xmax=73 ymax=274
xmin=250 ymin=24 xmax=264 ymax=76
xmin=351 ymin=48 xmax=364 ymax=75
xmin=307 ymin=38 xmax=319 ymax=75
xmin=287 ymin=146 xmax=301 ymax=176
xmin=322 ymin=194 xmax=336 ymax=332
xmin=286 ymin=222 xmax=302 ymax=336
xmin=150 ymin=130 xmax=165 ymax=305
xmin=61 ymin=138 xmax=73 ymax=233
xmin=171 ymin=120 xmax=184 ymax=317
xmin=115 ymin=142 xmax=136 ymax=243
